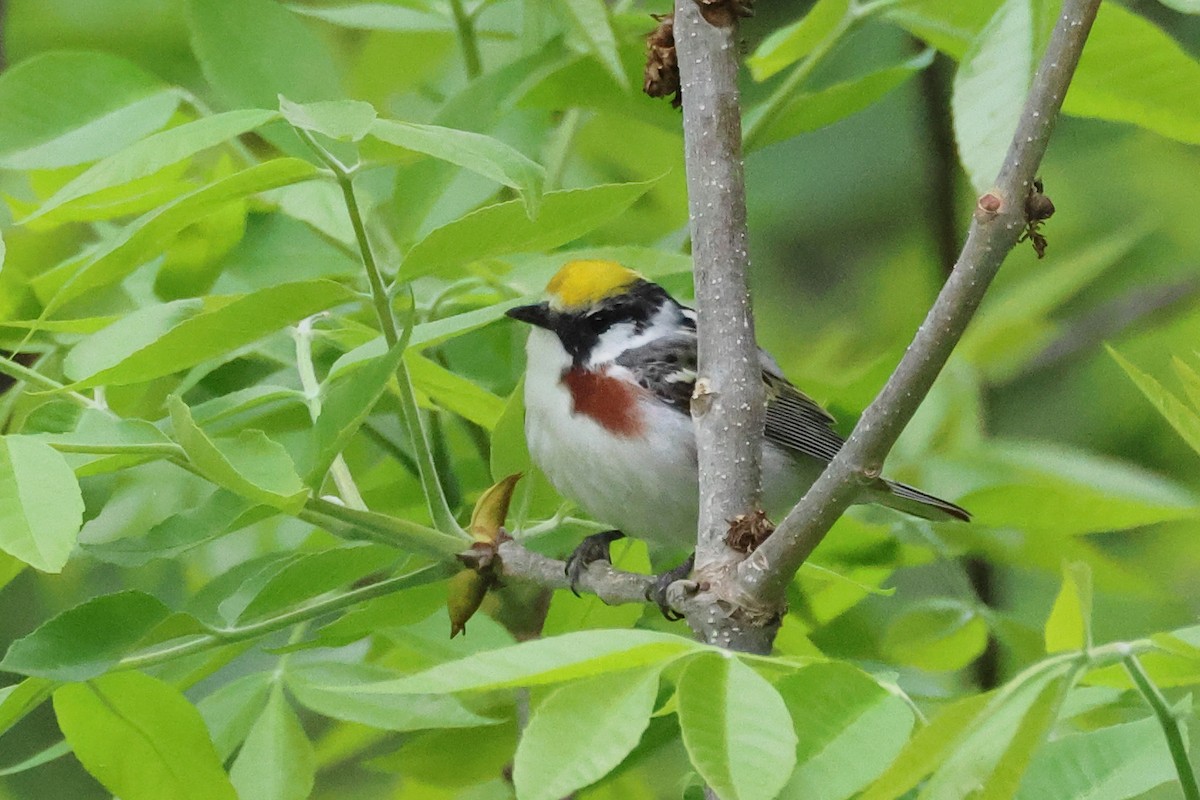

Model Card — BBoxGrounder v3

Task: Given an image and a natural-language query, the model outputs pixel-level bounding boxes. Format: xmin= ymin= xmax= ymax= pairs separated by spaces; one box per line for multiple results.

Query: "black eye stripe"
xmin=552 ymin=280 xmax=677 ymax=365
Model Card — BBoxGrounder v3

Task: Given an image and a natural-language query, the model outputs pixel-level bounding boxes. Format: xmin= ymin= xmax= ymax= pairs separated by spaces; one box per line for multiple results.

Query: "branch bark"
xmin=498 ymin=541 xmax=652 ymax=605
xmin=738 ymin=0 xmax=1104 ymax=606
xmin=673 ymin=0 xmax=776 ymax=652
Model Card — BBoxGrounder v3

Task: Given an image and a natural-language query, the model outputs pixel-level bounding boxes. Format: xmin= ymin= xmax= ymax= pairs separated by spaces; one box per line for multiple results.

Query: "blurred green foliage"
xmin=1 ymin=0 xmax=1200 ymax=798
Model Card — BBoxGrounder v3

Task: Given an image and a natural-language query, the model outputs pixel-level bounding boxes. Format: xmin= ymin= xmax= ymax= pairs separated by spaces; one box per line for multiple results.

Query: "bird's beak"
xmin=505 ymin=302 xmax=556 ymax=330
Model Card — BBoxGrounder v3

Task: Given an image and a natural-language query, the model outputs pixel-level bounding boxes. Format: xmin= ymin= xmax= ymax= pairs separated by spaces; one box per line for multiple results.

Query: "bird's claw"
xmin=564 ymin=530 xmax=625 ymax=597
xmin=646 ymin=553 xmax=696 ymax=621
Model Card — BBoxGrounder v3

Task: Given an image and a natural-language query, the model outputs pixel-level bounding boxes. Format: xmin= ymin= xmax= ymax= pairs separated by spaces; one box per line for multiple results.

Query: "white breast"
xmin=522 ymin=329 xmax=701 ymax=549
xmin=521 ymin=330 xmax=820 ymax=550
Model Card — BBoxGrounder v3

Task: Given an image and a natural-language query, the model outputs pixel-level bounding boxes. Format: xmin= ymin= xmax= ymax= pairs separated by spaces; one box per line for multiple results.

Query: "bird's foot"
xmin=564 ymin=530 xmax=625 ymax=596
xmin=646 ymin=553 xmax=696 ymax=621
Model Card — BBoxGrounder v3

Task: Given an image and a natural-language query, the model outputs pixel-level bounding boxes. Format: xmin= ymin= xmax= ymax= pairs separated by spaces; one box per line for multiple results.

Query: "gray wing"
xmin=615 ymin=332 xmax=846 ymax=465
xmin=615 ymin=333 xmax=697 ymax=413
xmin=762 ymin=365 xmax=845 ymax=464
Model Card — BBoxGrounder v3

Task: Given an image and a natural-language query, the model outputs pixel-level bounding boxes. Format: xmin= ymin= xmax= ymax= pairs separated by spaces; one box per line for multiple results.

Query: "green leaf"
xmin=63 ymin=280 xmax=355 ymax=389
xmin=410 ymin=298 xmax=530 ymax=349
xmin=1015 ymin=714 xmax=1179 ymax=800
xmin=777 ymin=663 xmax=916 ymax=800
xmin=951 ymin=0 xmax=1033 ymax=193
xmin=38 ymin=158 xmax=320 ymax=314
xmin=407 ymin=351 xmax=506 ymax=430
xmin=748 ymin=50 xmax=934 ymax=150
xmin=1159 ymin=0 xmax=1200 ymax=12
xmin=885 ymin=0 xmax=998 ymax=60
xmin=1172 ymin=356 xmax=1200 ymax=411
xmin=186 ymin=0 xmax=343 ymax=110
xmin=229 ymin=545 xmax=402 ymax=623
xmin=957 ymin=479 xmax=1195 ymax=535
xmin=0 ymin=435 xmax=84 ymax=572
xmin=334 ymin=630 xmax=699 ymax=694
xmin=54 ymin=671 xmax=238 ymax=800
xmin=860 ymin=692 xmax=993 ymax=800
xmin=1 ymin=591 xmax=171 ymax=681
xmin=1109 ymin=347 xmax=1200 ymax=456
xmin=308 ymin=340 xmax=406 ymax=483
xmin=198 ymin=672 xmax=272 ymax=760
xmin=369 ymin=118 xmax=546 ymax=217
xmin=279 ymin=96 xmax=377 ymax=142
xmin=0 ymin=51 xmax=178 ymax=169
xmin=28 ymin=109 xmax=281 ymax=223
xmin=883 ymin=598 xmax=990 ymax=672
xmin=0 ymin=740 xmax=71 ymax=777
xmin=1066 ymin=3 xmax=1200 ymax=146
xmin=920 ymin=662 xmax=1077 ymax=800
xmin=555 ymin=0 xmax=627 ymax=89
xmin=0 ymin=678 xmax=56 ymax=738
xmin=399 ymin=180 xmax=655 ymax=280
xmin=169 ymin=396 xmax=308 ymax=512
xmin=286 ymin=662 xmax=500 ymax=731
xmin=747 ymin=0 xmax=851 ymax=81
xmin=288 ymin=3 xmax=457 ymax=31
xmin=229 ymin=686 xmax=314 ymax=800
xmin=513 ymin=669 xmax=660 ymax=800
xmin=1045 ymin=561 xmax=1093 ymax=653
xmin=678 ymin=655 xmax=798 ymax=800
xmin=84 ymin=489 xmax=255 ymax=566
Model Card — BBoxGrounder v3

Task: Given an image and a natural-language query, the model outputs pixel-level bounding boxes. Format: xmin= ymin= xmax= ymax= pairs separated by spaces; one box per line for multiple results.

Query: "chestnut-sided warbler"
xmin=507 ymin=260 xmax=968 ymax=597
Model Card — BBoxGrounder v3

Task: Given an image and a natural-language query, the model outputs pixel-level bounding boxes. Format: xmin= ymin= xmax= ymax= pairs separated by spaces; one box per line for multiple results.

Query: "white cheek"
xmin=585 ymin=304 xmax=681 ymax=367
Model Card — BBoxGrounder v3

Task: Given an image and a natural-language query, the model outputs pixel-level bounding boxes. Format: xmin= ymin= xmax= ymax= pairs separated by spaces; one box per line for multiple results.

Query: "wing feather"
xmin=615 ymin=329 xmax=846 ymax=466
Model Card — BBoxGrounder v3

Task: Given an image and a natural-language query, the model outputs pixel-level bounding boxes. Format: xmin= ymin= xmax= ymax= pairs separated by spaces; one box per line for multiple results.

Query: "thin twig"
xmin=739 ymin=0 xmax=1104 ymax=605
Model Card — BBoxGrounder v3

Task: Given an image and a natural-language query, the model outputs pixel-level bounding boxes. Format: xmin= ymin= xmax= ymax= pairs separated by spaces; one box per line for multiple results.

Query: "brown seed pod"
xmin=644 ymin=14 xmax=681 ymax=108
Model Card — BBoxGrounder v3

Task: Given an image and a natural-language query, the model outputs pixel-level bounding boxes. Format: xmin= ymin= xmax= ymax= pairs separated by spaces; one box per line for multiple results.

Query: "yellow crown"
xmin=545 ymin=260 xmax=643 ymax=310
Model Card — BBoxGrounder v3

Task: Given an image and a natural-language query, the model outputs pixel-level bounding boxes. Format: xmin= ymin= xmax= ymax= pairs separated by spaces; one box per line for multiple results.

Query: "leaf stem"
xmin=293 ymin=126 xmax=464 ymax=537
xmin=1124 ymin=654 xmax=1200 ymax=800
xmin=293 ymin=315 xmax=367 ymax=510
xmin=116 ymin=564 xmax=451 ymax=672
xmin=449 ymin=0 xmax=483 ymax=79
xmin=0 ymin=354 xmax=103 ymax=410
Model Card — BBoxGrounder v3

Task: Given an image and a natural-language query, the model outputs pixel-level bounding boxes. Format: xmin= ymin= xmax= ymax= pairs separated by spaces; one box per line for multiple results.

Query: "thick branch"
xmin=739 ymin=0 xmax=1103 ymax=604
xmin=674 ymin=2 xmax=764 ymax=566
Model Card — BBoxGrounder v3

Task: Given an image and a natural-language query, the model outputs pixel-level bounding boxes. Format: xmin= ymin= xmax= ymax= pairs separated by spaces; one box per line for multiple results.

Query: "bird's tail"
xmin=880 ymin=479 xmax=971 ymax=522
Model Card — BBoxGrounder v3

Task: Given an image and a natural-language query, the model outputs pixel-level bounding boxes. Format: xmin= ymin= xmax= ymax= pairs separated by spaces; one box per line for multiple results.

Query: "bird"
xmin=506 ymin=259 xmax=969 ymax=614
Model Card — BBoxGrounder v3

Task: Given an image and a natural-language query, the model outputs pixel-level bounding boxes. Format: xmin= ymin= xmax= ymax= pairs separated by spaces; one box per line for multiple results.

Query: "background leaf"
xmin=54 ymin=671 xmax=238 ymax=800
xmin=399 ymin=181 xmax=655 ymax=279
xmin=0 ymin=51 xmax=178 ymax=169
xmin=0 ymin=436 xmax=84 ymax=572
xmin=1 ymin=591 xmax=172 ymax=681
xmin=1044 ymin=561 xmax=1093 ymax=653
xmin=63 ymin=280 xmax=355 ymax=388
xmin=951 ymin=0 xmax=1033 ymax=193
xmin=229 ymin=686 xmax=315 ymax=800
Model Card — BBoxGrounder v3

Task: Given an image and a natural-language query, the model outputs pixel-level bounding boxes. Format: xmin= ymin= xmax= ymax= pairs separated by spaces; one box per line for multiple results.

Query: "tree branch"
xmin=674 ymin=0 xmax=779 ymax=650
xmin=498 ymin=541 xmax=653 ymax=605
xmin=739 ymin=0 xmax=1103 ymax=605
